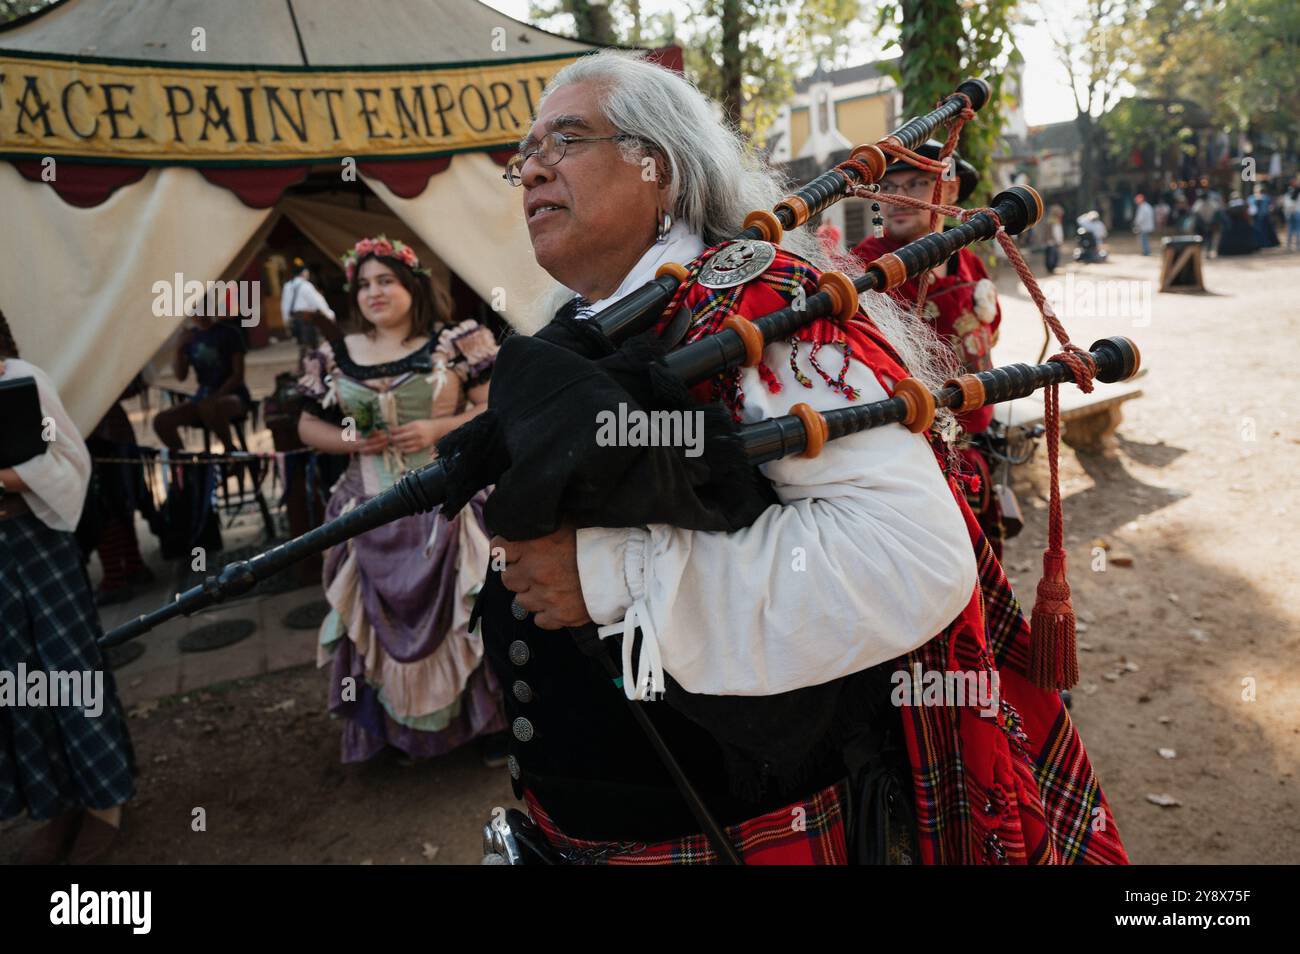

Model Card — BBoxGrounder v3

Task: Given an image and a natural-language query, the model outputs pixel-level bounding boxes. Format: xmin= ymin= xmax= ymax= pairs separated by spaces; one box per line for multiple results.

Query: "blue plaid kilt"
xmin=0 ymin=512 xmax=136 ymax=821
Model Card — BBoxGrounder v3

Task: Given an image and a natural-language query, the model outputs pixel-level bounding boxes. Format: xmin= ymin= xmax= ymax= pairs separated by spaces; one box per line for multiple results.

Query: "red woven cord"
xmin=851 ymin=181 xmax=1099 ymax=690
xmin=877 ymin=141 xmax=947 ymax=173
xmin=971 ymin=206 xmax=1092 ymax=690
xmin=757 ymin=359 xmax=783 ymax=394
xmin=863 ymin=190 xmax=966 ymax=219
xmin=834 ymin=157 xmax=878 ymax=185
xmin=807 ymin=339 xmax=862 ymax=401
xmin=1028 ymin=379 xmax=1080 ymax=689
xmin=915 ymin=97 xmax=975 ymax=317
xmin=927 ymin=94 xmax=975 ymax=235
xmin=788 ymin=338 xmax=814 ymax=389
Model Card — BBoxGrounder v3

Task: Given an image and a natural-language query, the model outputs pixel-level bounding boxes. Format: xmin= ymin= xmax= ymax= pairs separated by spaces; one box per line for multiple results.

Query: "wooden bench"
xmin=992 ymin=370 xmax=1146 ymax=455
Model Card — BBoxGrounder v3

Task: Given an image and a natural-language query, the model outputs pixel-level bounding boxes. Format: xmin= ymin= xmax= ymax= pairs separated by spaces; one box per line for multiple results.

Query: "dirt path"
xmin=993 ymin=238 xmax=1300 ymax=863
xmin=3 ymin=664 xmax=513 ymax=865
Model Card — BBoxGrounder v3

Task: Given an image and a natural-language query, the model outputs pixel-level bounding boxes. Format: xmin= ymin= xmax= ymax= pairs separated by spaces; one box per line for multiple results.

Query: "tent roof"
xmin=0 ymin=0 xmax=598 ymax=66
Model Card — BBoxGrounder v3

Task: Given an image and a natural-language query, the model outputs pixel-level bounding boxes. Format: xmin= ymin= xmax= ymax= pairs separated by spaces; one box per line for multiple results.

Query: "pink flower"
xmin=373 ymin=239 xmax=394 ymax=257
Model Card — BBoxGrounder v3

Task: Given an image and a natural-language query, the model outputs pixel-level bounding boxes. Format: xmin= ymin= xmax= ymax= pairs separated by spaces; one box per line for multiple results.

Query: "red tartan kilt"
xmin=524 ymin=783 xmax=849 ymax=865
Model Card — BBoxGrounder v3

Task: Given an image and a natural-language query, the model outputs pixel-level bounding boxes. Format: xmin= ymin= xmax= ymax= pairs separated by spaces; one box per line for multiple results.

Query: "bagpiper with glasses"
xmin=479 ymin=53 xmax=1127 ymax=866
xmin=851 ymin=141 xmax=1011 ymax=558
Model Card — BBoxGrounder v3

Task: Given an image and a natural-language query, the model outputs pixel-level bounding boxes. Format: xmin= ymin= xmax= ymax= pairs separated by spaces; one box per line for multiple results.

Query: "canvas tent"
xmin=0 ymin=0 xmax=680 ymax=430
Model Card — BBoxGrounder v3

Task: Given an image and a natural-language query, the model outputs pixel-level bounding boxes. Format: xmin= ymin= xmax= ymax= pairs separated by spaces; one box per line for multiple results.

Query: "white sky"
xmin=480 ymin=0 xmax=1087 ymax=126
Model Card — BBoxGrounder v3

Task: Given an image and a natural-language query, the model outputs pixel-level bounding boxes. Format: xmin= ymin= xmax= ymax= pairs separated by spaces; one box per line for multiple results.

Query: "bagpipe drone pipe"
xmin=101 ymin=77 xmax=1000 ymax=648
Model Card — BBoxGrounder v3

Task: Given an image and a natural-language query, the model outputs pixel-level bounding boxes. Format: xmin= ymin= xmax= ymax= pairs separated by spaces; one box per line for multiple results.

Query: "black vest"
xmin=475 ymin=566 xmax=900 ymax=842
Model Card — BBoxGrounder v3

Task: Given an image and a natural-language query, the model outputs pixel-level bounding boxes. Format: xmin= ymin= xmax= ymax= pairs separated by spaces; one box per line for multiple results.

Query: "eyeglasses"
xmin=503 ymin=131 xmax=640 ymax=186
xmin=876 ymin=175 xmax=941 ymax=197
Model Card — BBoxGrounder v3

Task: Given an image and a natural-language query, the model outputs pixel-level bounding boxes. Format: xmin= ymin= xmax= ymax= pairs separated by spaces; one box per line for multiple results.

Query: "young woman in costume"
xmin=296 ymin=238 xmax=506 ymax=764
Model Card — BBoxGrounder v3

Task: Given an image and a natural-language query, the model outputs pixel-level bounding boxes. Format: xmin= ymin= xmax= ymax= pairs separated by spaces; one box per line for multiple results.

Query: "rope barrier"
xmin=92 ymin=447 xmax=315 ymax=466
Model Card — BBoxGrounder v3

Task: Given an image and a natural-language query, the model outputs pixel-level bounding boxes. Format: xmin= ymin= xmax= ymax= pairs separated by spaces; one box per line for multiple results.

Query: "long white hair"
xmin=520 ymin=50 xmax=955 ymax=394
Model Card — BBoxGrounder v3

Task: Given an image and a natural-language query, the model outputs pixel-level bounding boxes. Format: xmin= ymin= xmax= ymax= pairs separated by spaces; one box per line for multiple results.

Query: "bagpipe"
xmin=102 ymin=80 xmax=1140 ymax=865
xmin=103 ymin=75 xmax=1048 ymax=648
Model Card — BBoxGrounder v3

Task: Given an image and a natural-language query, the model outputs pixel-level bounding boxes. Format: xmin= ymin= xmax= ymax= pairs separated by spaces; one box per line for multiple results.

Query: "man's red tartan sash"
xmin=525 ymin=782 xmax=849 ymax=865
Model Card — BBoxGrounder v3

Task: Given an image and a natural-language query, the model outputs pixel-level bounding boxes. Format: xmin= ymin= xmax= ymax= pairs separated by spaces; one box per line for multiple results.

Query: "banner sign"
xmin=0 ymin=52 xmax=580 ymax=163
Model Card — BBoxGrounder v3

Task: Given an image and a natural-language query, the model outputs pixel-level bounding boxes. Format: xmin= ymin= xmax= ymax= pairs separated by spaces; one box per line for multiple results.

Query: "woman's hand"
xmin=353 ymin=429 xmax=390 ymax=455
xmin=388 ymin=419 xmax=439 ymax=454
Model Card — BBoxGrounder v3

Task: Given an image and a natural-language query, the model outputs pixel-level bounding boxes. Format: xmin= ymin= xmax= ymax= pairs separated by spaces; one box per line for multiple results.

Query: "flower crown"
xmin=342 ymin=235 xmax=431 ymax=288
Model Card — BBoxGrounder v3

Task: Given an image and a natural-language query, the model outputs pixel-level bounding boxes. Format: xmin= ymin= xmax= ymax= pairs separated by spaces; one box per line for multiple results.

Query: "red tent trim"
xmin=199 ymin=166 xmax=310 ymax=208
xmin=11 ymin=160 xmax=148 ymax=208
xmin=357 ymin=157 xmax=451 ymax=198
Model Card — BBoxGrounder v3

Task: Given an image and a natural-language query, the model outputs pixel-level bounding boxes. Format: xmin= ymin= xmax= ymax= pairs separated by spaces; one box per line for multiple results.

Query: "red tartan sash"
xmin=525 ymin=782 xmax=849 ymax=865
xmin=656 ymin=241 xmax=1130 ymax=865
xmin=905 ymin=487 xmax=1128 ymax=864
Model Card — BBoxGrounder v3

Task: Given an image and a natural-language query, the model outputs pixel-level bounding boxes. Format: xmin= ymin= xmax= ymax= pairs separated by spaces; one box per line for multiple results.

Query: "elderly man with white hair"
xmin=478 ymin=51 xmax=1127 ymax=866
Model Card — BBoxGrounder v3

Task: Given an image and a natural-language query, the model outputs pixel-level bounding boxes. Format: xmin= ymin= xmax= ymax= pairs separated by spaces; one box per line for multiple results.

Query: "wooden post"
xmin=1160 ymin=235 xmax=1205 ymax=292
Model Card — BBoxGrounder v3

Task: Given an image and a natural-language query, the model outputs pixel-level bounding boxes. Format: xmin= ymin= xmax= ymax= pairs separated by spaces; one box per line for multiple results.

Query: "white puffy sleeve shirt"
xmin=574 ymin=341 xmax=977 ymax=697
xmin=3 ymin=358 xmax=91 ymax=532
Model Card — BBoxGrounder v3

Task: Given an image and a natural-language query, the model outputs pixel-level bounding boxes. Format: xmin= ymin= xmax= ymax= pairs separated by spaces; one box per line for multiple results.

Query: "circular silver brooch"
xmin=697 ymin=240 xmax=777 ymax=289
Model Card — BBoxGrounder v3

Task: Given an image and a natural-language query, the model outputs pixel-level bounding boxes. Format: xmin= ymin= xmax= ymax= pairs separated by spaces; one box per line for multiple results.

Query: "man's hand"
xmin=494 ymin=526 xmax=593 ymax=631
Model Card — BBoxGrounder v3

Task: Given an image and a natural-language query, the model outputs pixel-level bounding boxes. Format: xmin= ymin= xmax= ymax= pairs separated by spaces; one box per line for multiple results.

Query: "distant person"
xmin=280 ymin=261 xmax=335 ymax=352
xmin=0 ymin=311 xmax=136 ymax=864
xmin=86 ymin=379 xmax=155 ymax=606
xmin=1283 ymin=185 xmax=1300 ymax=251
xmin=1217 ymin=198 xmax=1259 ymax=256
xmin=151 ymin=314 xmax=251 ymax=453
xmin=1250 ymin=185 xmax=1280 ymax=248
xmin=1171 ymin=189 xmax=1188 ymax=229
xmin=1205 ymin=191 xmax=1226 ymax=252
xmin=1190 ymin=192 xmax=1212 ymax=241
xmin=1075 ymin=210 xmax=1109 ymax=263
xmin=1154 ymin=198 xmax=1170 ymax=230
xmin=1078 ymin=210 xmax=1108 ymax=242
xmin=1133 ymin=193 xmax=1155 ymax=255
xmin=1044 ymin=204 xmax=1065 ymax=274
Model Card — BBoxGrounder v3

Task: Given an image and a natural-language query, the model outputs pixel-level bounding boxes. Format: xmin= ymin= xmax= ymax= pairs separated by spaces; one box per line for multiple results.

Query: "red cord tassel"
xmin=1028 ymin=381 xmax=1080 ymax=691
xmin=1028 ymin=548 xmax=1078 ymax=690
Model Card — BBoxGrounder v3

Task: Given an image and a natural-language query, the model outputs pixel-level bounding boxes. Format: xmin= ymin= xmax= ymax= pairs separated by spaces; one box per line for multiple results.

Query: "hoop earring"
xmin=655 ymin=209 xmax=673 ymax=244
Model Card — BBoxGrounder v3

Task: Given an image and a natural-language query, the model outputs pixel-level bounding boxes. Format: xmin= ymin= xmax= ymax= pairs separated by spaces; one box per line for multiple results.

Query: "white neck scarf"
xmin=566 ymin=220 xmax=705 ymax=319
